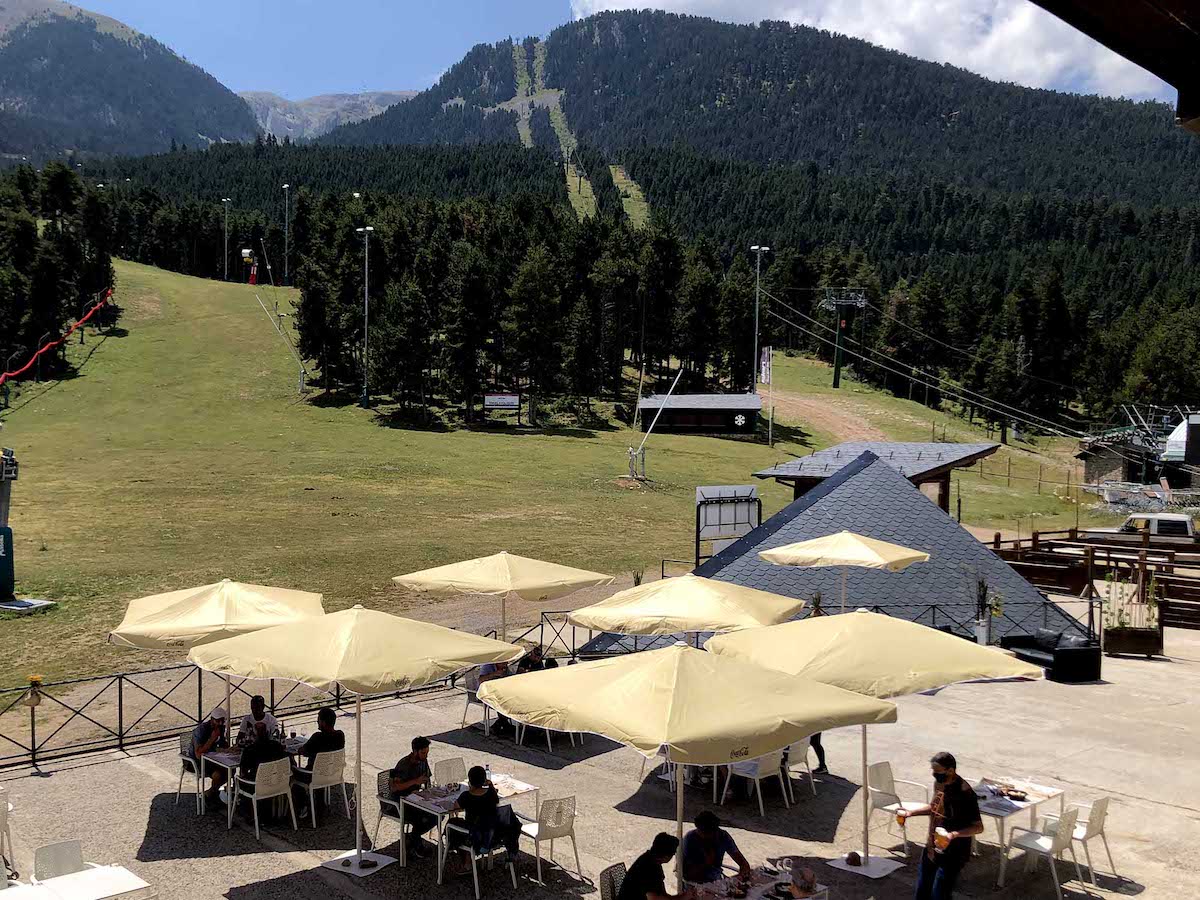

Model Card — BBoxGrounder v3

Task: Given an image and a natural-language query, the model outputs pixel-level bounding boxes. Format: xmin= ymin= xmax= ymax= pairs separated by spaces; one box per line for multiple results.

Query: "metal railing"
xmin=0 ymin=663 xmax=449 ymax=771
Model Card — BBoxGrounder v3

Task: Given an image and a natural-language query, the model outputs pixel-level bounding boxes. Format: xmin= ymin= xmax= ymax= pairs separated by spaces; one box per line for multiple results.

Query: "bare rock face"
xmin=239 ymin=91 xmax=417 ymax=142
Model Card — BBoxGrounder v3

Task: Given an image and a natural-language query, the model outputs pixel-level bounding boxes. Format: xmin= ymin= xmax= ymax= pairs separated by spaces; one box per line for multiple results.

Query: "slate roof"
xmin=638 ymin=393 xmax=763 ymax=411
xmin=756 ymin=442 xmax=999 ymax=483
xmin=579 ymin=451 xmax=1084 ymax=656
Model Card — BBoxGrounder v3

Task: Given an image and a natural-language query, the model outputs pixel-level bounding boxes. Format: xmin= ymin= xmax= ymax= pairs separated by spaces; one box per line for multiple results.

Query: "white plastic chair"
xmin=446 ymin=819 xmax=517 ymax=900
xmin=1042 ymin=796 xmax=1117 ymax=885
xmin=866 ymin=762 xmax=930 ymax=855
xmin=784 ymin=742 xmax=818 ymax=802
xmin=177 ymin=733 xmax=203 ymax=814
xmin=32 ymin=841 xmax=95 ymax=881
xmin=0 ymin=794 xmax=13 ymax=864
xmin=999 ymin=807 xmax=1084 ymax=900
xmin=373 ymin=769 xmax=410 ymax=848
xmin=461 ymin=670 xmax=493 ymax=734
xmin=720 ymin=751 xmax=789 ymax=817
xmin=292 ymin=748 xmax=350 ymax=827
xmin=519 ymin=795 xmax=582 ymax=885
xmin=433 ymin=757 xmax=467 ymax=788
xmin=230 ymin=757 xmax=299 ymax=840
xmin=598 ymin=862 xmax=626 ymax=900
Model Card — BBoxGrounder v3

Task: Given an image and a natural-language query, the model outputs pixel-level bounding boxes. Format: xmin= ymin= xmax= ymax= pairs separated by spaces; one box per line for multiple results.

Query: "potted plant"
xmin=1102 ymin=572 xmax=1163 ymax=657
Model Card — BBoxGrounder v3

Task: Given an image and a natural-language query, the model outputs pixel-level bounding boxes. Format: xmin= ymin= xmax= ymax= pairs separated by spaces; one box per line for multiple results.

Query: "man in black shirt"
xmin=390 ymin=736 xmax=436 ymax=858
xmin=618 ymin=833 xmax=693 ymax=900
xmin=292 ymin=707 xmax=346 ymax=818
xmin=239 ymin=721 xmax=289 ymax=779
xmin=898 ymin=751 xmax=984 ymax=900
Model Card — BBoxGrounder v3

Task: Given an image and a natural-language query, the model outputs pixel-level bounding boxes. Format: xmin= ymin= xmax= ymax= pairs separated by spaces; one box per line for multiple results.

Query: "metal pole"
xmin=358 ymin=227 xmax=373 ymax=408
xmin=675 ymin=760 xmax=685 ymax=888
xmin=861 ymin=724 xmax=870 ymax=864
xmin=283 ymin=184 xmax=290 ymax=287
xmin=752 ymin=249 xmax=761 ymax=391
xmin=832 ymin=314 xmax=845 ymax=389
xmin=117 ymin=676 xmax=124 ymax=750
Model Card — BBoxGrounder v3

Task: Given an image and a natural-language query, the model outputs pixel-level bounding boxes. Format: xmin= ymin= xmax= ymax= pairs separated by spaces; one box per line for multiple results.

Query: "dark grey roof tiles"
xmin=579 ymin=451 xmax=1082 ymax=656
xmin=755 ymin=442 xmax=999 ymax=482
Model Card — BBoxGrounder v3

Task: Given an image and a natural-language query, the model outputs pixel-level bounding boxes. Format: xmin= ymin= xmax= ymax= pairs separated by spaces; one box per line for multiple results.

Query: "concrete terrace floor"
xmin=1 ymin=632 xmax=1198 ymax=900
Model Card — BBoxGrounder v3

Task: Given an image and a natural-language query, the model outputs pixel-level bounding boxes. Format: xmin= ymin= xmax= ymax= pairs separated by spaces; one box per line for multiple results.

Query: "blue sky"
xmin=83 ymin=0 xmax=572 ymax=98
xmin=81 ymin=0 xmax=1171 ymax=103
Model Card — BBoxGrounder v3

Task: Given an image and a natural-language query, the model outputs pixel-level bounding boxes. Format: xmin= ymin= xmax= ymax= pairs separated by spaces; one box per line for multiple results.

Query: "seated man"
xmin=292 ymin=707 xmax=346 ymax=816
xmin=189 ymin=706 xmax=228 ymax=808
xmin=390 ymin=736 xmax=437 ymax=858
xmin=516 ymin=646 xmax=545 ymax=673
xmin=448 ymin=765 xmax=522 ymax=866
xmin=682 ymin=811 xmax=751 ymax=884
xmin=619 ymin=833 xmax=693 ymax=900
xmin=237 ymin=695 xmax=279 ymax=744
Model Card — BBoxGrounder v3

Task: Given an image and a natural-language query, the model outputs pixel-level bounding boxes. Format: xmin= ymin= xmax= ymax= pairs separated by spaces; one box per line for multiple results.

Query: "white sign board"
xmin=484 ymin=393 xmax=521 ymax=410
xmin=696 ymin=485 xmax=760 ymax=541
xmin=759 ymin=346 xmax=772 ymax=386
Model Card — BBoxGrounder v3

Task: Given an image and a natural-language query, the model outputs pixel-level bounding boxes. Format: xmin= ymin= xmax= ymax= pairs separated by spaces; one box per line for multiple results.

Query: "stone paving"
xmin=2 ymin=630 xmax=1198 ymax=899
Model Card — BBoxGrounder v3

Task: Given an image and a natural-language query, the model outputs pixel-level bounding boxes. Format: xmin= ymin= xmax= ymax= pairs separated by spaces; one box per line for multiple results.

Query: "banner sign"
xmin=759 ymin=346 xmax=772 ymax=386
xmin=484 ymin=393 xmax=521 ymax=410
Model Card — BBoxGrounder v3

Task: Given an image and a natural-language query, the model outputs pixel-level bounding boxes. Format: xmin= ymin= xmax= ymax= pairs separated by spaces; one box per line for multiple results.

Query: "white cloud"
xmin=568 ymin=0 xmax=1172 ymax=102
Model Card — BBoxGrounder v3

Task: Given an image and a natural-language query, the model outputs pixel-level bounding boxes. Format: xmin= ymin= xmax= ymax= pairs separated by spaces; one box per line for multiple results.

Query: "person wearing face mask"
xmin=896 ymin=751 xmax=983 ymax=900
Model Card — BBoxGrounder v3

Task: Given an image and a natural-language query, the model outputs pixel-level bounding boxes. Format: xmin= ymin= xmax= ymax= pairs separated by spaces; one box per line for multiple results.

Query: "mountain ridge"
xmin=239 ymin=89 xmax=417 ymax=141
xmin=0 ymin=0 xmax=259 ymax=158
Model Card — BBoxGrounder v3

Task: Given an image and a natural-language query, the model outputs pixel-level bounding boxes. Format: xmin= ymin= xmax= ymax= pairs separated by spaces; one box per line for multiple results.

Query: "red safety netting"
xmin=0 ymin=289 xmax=112 ymax=388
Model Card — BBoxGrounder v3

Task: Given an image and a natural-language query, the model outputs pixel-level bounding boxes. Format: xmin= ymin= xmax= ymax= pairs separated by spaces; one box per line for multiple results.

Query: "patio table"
xmin=691 ymin=866 xmax=828 ymax=900
xmin=972 ymin=777 xmax=1065 ymax=886
xmin=398 ymin=774 xmax=539 ymax=883
xmin=7 ymin=865 xmax=153 ymax=899
xmin=206 ymin=737 xmax=309 ymax=824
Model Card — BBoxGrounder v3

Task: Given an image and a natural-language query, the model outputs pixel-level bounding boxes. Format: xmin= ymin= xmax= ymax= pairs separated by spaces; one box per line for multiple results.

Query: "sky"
xmin=79 ymin=0 xmax=1172 ymax=103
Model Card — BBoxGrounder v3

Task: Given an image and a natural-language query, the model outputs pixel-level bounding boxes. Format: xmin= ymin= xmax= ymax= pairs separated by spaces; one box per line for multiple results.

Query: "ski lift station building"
xmin=637 ymin=393 xmax=762 ymax=434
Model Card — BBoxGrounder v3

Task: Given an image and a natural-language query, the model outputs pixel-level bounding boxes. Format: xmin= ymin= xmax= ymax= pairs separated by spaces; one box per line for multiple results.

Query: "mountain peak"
xmin=0 ymin=0 xmax=136 ymax=42
xmin=239 ymin=89 xmax=417 ymax=141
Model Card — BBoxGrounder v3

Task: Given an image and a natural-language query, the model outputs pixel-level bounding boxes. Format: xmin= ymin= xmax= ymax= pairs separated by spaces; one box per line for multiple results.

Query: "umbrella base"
xmin=322 ymin=850 xmax=397 ymax=877
xmin=825 ymin=855 xmax=905 ymax=879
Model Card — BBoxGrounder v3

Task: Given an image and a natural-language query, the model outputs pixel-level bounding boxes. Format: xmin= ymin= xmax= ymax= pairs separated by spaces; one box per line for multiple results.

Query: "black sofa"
xmin=1001 ymin=628 xmax=1102 ymax=683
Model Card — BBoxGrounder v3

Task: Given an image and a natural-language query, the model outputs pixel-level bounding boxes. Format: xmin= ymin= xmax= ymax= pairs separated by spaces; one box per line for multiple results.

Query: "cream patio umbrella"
xmin=707 ymin=610 xmax=1043 ymax=878
xmin=759 ymin=531 xmax=929 ymax=611
xmin=189 ymin=605 xmax=524 ymax=876
xmin=567 ymin=573 xmax=805 ymax=637
xmin=393 ymin=551 xmax=614 ymax=640
xmin=478 ymin=643 xmax=897 ymax=883
xmin=108 ymin=578 xmax=326 ymax=731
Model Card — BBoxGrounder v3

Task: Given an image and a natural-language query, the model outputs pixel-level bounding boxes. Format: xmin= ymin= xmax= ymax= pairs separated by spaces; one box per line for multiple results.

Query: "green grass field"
xmin=0 ymin=263 xmax=1117 ymax=685
xmin=0 ymin=262 xmax=802 ymax=683
xmin=565 ymin=163 xmax=597 ymax=219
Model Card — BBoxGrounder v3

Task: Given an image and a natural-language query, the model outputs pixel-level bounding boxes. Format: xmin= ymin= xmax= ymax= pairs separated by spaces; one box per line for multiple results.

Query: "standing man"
xmin=390 ymin=736 xmax=436 ymax=858
xmin=618 ymin=833 xmax=693 ymax=900
xmin=898 ymin=751 xmax=984 ymax=900
xmin=190 ymin=706 xmax=228 ymax=808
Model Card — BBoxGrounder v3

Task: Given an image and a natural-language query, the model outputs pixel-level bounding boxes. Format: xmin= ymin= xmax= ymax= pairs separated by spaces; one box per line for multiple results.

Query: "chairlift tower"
xmin=818 ymin=288 xmax=868 ymax=389
xmin=0 ymin=448 xmax=19 ymax=600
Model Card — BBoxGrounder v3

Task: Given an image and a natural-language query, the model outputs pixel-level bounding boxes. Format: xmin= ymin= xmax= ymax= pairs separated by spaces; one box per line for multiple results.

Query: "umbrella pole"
xmin=356 ymin=694 xmax=366 ymax=867
xmin=841 ymin=568 xmax=847 ymax=613
xmin=225 ymin=675 xmax=231 ymax=731
xmin=501 ymin=592 xmax=507 ymax=643
xmin=861 ymin=724 xmax=870 ymax=864
xmin=675 ymin=760 xmax=685 ymax=889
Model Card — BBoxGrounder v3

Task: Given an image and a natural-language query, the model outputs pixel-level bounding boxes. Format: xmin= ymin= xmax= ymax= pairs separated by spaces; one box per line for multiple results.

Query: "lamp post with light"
xmin=356 ymin=225 xmax=374 ymax=408
xmin=282 ymin=183 xmax=290 ymax=286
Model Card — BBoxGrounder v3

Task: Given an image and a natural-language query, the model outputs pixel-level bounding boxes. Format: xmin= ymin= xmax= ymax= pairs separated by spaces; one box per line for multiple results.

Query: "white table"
xmin=6 ymin=866 xmax=153 ymax=899
xmin=973 ymin=777 xmax=1066 ymax=886
xmin=692 ymin=868 xmax=828 ymax=900
xmin=206 ymin=738 xmax=309 ymax=825
xmin=397 ymin=775 xmax=539 ymax=883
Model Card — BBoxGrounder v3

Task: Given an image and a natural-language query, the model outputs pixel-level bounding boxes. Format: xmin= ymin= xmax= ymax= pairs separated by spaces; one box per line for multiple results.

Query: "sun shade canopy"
xmin=706 ymin=610 xmax=1043 ymax=698
xmin=393 ymin=551 xmax=613 ymax=601
xmin=758 ymin=531 xmax=929 ymax=572
xmin=188 ymin=605 xmax=524 ymax=695
xmin=568 ymin=574 xmax=804 ymax=635
xmin=108 ymin=579 xmax=325 ymax=650
xmin=477 ymin=643 xmax=896 ymax=765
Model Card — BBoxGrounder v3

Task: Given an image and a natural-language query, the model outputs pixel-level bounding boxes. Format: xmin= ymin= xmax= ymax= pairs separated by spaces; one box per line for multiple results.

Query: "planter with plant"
xmin=1102 ymin=571 xmax=1163 ymax=657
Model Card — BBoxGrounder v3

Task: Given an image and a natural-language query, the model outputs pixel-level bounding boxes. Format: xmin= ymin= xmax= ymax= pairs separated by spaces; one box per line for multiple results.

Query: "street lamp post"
xmin=282 ymin=183 xmax=290 ymax=286
xmin=356 ymin=226 xmax=374 ymax=408
xmin=750 ymin=245 xmax=770 ymax=392
xmin=221 ymin=198 xmax=232 ymax=281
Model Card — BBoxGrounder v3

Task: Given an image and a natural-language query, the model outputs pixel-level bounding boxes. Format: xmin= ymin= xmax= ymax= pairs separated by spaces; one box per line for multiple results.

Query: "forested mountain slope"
xmin=0 ymin=1 xmax=259 ymax=158
xmin=320 ymin=41 xmax=521 ymax=147
xmin=544 ymin=11 xmax=1196 ymax=208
